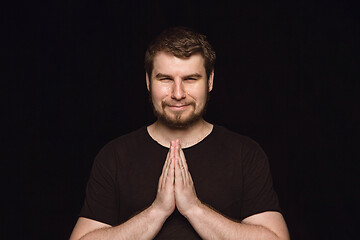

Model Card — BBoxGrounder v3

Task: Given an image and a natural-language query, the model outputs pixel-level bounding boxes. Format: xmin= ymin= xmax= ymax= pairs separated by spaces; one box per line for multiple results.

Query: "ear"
xmin=146 ymin=73 xmax=150 ymax=92
xmin=208 ymin=70 xmax=214 ymax=92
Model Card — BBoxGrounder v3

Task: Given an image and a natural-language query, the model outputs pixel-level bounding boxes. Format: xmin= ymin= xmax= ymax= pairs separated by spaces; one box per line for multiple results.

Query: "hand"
xmin=152 ymin=146 xmax=176 ymax=218
xmin=173 ymin=140 xmax=202 ymax=218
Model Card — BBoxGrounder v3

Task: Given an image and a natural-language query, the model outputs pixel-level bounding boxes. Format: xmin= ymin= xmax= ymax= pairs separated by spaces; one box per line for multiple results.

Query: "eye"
xmin=184 ymin=77 xmax=197 ymax=82
xmin=159 ymin=77 xmax=172 ymax=82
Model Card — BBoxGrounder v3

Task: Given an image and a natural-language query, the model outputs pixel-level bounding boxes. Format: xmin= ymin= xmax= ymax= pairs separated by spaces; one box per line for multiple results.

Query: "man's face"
xmin=146 ymin=52 xmax=214 ymax=129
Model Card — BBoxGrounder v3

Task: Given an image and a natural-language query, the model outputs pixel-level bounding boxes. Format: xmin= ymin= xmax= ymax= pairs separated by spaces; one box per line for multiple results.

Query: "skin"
xmin=146 ymin=51 xmax=214 ymax=147
xmin=70 ymin=52 xmax=290 ymax=240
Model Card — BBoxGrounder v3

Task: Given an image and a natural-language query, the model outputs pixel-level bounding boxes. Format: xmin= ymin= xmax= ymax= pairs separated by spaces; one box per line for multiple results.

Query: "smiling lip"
xmin=168 ymin=105 xmax=189 ymax=110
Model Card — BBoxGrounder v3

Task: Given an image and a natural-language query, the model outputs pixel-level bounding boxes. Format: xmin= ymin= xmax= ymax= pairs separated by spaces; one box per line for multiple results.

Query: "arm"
xmin=70 ymin=149 xmax=177 ymax=240
xmin=173 ymin=141 xmax=290 ymax=240
xmin=184 ymin=205 xmax=289 ymax=240
xmin=69 ymin=207 xmax=167 ymax=240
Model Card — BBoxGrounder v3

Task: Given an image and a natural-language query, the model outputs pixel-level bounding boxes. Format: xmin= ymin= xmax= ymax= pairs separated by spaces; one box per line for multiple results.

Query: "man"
xmin=70 ymin=27 xmax=289 ymax=239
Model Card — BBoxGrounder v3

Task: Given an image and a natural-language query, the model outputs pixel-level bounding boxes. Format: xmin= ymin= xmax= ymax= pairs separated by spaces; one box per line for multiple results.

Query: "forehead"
xmin=152 ymin=51 xmax=206 ymax=76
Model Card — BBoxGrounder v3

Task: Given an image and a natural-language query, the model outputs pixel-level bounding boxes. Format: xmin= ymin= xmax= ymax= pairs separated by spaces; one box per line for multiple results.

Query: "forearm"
xmin=79 ymin=205 xmax=167 ymax=240
xmin=185 ymin=204 xmax=283 ymax=240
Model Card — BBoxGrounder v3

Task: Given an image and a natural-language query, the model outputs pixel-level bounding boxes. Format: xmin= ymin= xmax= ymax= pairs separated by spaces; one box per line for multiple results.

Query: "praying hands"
xmin=152 ymin=139 xmax=201 ymax=219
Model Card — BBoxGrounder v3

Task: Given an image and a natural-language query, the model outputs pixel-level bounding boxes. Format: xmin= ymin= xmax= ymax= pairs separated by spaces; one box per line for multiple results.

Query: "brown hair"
xmin=144 ymin=26 xmax=216 ymax=80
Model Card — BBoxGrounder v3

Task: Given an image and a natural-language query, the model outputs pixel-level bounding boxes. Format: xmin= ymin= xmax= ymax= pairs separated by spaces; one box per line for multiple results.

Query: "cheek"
xmin=151 ymin=85 xmax=171 ymax=102
xmin=161 ymin=87 xmax=171 ymax=96
xmin=186 ymin=86 xmax=208 ymax=102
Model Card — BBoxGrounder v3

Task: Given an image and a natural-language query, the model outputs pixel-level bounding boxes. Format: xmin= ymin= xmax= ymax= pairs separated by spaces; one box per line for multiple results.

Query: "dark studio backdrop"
xmin=4 ymin=0 xmax=359 ymax=239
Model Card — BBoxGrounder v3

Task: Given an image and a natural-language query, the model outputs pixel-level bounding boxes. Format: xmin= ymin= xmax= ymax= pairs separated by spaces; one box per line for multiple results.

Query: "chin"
xmin=152 ymin=102 xmax=207 ymax=129
xmin=158 ymin=112 xmax=203 ymax=129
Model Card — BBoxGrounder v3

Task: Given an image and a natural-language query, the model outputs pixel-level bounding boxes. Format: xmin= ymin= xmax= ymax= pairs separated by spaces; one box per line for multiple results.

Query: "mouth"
xmin=162 ymin=101 xmax=195 ymax=112
xmin=168 ymin=104 xmax=189 ymax=111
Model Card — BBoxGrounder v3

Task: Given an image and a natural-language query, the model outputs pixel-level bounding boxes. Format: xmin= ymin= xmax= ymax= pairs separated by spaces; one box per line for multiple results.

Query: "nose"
xmin=171 ymin=80 xmax=186 ymax=100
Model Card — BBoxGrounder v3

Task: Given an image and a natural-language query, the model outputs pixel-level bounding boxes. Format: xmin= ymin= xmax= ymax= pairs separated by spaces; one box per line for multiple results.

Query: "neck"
xmin=147 ymin=119 xmax=213 ymax=148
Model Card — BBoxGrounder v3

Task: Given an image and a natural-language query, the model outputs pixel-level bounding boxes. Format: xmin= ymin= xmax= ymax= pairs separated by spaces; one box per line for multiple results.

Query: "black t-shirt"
xmin=79 ymin=125 xmax=281 ymax=239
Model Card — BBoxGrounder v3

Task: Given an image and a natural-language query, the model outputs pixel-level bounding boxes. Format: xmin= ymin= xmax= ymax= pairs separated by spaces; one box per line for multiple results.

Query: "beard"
xmin=150 ymin=92 xmax=210 ymax=130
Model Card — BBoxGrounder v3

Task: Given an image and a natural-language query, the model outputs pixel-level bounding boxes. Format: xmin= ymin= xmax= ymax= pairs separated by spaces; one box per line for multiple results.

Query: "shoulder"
xmin=209 ymin=125 xmax=268 ymax=165
xmin=92 ymin=126 xmax=149 ymax=167
xmin=212 ymin=125 xmax=264 ymax=152
xmin=109 ymin=126 xmax=148 ymax=145
xmin=99 ymin=126 xmax=148 ymax=153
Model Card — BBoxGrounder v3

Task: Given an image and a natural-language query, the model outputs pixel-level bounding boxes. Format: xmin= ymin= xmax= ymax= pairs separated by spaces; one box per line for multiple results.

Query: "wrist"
xmin=148 ymin=203 xmax=172 ymax=221
xmin=182 ymin=199 xmax=204 ymax=219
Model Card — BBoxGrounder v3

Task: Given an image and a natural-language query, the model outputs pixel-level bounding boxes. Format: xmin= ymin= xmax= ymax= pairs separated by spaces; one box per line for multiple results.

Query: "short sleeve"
xmin=79 ymin=142 xmax=119 ymax=226
xmin=240 ymin=141 xmax=281 ymax=220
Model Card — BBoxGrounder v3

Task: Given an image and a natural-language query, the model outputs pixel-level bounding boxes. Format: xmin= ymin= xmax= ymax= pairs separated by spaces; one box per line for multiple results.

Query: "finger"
xmin=174 ymin=157 xmax=184 ymax=186
xmin=161 ymin=150 xmax=171 ymax=176
xmin=161 ymin=148 xmax=172 ymax=189
xmin=158 ymin=150 xmax=170 ymax=190
xmin=158 ymin=176 xmax=163 ymax=191
xmin=170 ymin=141 xmax=176 ymax=158
xmin=167 ymin=157 xmax=175 ymax=186
xmin=179 ymin=145 xmax=189 ymax=183
xmin=188 ymin=170 xmax=194 ymax=185
xmin=174 ymin=143 xmax=186 ymax=185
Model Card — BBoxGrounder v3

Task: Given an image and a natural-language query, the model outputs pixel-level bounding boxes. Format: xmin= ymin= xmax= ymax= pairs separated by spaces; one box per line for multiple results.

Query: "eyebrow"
xmin=154 ymin=73 xmax=203 ymax=79
xmin=155 ymin=73 xmax=172 ymax=79
xmin=183 ymin=73 xmax=202 ymax=79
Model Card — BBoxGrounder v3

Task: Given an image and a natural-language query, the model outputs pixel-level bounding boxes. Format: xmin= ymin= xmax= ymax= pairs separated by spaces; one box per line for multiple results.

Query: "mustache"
xmin=161 ymin=101 xmax=196 ymax=108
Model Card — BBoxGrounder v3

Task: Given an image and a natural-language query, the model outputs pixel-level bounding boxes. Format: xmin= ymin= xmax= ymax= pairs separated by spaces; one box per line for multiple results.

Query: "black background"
xmin=4 ymin=0 xmax=359 ymax=239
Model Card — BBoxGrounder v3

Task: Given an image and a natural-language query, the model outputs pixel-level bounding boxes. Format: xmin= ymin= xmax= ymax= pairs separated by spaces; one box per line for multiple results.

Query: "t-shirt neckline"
xmin=144 ymin=124 xmax=218 ymax=150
